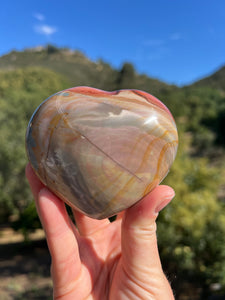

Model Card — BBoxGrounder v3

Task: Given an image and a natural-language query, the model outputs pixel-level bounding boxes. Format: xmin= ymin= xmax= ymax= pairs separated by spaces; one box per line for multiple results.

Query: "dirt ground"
xmin=0 ymin=227 xmax=52 ymax=300
xmin=1 ymin=227 xmax=225 ymax=300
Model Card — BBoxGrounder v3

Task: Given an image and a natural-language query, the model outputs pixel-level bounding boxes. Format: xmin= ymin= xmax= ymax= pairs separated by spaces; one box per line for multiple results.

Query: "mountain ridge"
xmin=0 ymin=45 xmax=177 ymax=97
xmin=191 ymin=65 xmax=225 ymax=92
xmin=0 ymin=45 xmax=225 ymax=92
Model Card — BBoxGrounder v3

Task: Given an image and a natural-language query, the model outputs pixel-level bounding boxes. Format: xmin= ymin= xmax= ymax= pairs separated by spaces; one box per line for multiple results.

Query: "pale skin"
xmin=26 ymin=163 xmax=175 ymax=300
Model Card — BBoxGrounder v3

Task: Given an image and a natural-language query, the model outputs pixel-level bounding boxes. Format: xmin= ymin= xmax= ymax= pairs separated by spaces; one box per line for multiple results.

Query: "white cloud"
xmin=34 ymin=13 xmax=45 ymax=21
xmin=34 ymin=25 xmax=57 ymax=36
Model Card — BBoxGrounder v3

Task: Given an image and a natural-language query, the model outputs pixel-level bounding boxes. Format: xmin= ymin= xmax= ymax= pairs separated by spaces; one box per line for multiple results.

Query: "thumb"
xmin=121 ymin=185 xmax=175 ymax=298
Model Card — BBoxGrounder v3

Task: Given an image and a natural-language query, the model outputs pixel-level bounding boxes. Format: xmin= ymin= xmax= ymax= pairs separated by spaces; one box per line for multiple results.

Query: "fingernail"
xmin=38 ymin=187 xmax=48 ymax=198
xmin=155 ymin=192 xmax=175 ymax=213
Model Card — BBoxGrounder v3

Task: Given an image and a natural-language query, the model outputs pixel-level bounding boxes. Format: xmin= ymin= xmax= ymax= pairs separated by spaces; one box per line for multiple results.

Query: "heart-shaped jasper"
xmin=26 ymin=87 xmax=178 ymax=219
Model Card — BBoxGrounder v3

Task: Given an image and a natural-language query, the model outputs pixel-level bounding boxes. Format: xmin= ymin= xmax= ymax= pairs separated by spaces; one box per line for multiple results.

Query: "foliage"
xmin=159 ymin=131 xmax=225 ymax=292
xmin=0 ymin=46 xmax=176 ymax=97
xmin=12 ymin=201 xmax=41 ymax=242
xmin=0 ymin=67 xmax=70 ymax=222
xmin=193 ymin=65 xmax=225 ymax=92
xmin=116 ymin=62 xmax=136 ymax=88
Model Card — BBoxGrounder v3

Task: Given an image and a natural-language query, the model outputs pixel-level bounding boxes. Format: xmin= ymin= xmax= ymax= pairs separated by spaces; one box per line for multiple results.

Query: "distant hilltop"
xmin=24 ymin=45 xmax=45 ymax=52
xmin=24 ymin=45 xmax=78 ymax=56
xmin=0 ymin=44 xmax=175 ymax=96
xmin=0 ymin=44 xmax=225 ymax=92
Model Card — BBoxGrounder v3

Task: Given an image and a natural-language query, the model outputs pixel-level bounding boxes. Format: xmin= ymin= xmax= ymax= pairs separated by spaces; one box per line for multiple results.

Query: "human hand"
xmin=26 ymin=163 xmax=175 ymax=300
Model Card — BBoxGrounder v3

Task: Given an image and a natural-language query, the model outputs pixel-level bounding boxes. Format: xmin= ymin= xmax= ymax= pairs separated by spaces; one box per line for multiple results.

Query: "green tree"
xmin=158 ymin=129 xmax=225 ymax=296
xmin=0 ymin=67 xmax=69 ymax=225
xmin=117 ymin=62 xmax=136 ymax=89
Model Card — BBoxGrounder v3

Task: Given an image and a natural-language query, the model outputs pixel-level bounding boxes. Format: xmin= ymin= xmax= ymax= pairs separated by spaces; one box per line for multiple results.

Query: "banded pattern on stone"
xmin=26 ymin=87 xmax=178 ymax=219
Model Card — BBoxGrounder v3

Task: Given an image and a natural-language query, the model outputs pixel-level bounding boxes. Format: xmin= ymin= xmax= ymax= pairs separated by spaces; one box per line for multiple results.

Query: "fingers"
xmin=26 ymin=164 xmax=82 ymax=286
xmin=25 ymin=163 xmax=45 ymax=201
xmin=121 ymin=185 xmax=175 ymax=296
xmin=73 ymin=209 xmax=110 ymax=237
xmin=37 ymin=188 xmax=80 ymax=266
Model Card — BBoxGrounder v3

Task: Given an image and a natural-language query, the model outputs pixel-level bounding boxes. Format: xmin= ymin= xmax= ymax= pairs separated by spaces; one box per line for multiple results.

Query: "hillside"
xmin=0 ymin=45 xmax=175 ymax=97
xmin=192 ymin=65 xmax=225 ymax=92
xmin=1 ymin=45 xmax=225 ymax=93
xmin=0 ymin=45 xmax=225 ymax=152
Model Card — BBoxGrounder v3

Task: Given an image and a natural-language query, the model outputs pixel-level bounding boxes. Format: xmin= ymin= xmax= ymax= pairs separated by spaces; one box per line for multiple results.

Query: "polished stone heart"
xmin=26 ymin=87 xmax=178 ymax=219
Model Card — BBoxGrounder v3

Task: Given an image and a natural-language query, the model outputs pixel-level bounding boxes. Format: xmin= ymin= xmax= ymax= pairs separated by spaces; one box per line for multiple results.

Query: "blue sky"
xmin=0 ymin=0 xmax=224 ymax=86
